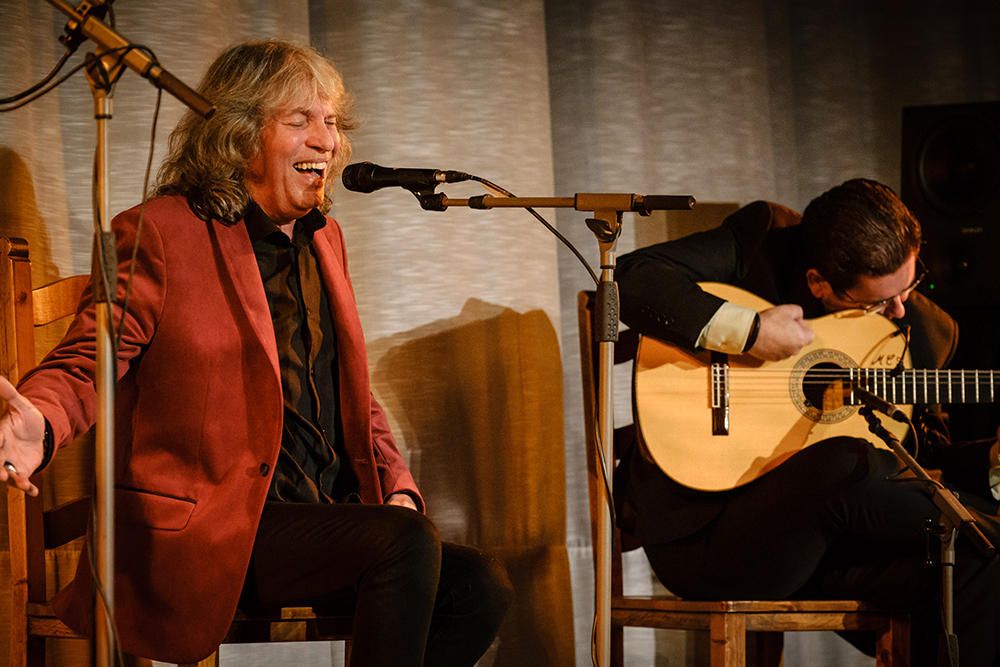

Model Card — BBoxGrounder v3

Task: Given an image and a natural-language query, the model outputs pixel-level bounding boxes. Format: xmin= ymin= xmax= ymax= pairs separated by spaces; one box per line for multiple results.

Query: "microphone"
xmin=850 ymin=385 xmax=909 ymax=423
xmin=342 ymin=161 xmax=471 ymax=194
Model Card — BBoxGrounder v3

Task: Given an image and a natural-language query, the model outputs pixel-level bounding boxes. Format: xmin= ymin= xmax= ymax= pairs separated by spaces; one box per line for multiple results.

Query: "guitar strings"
xmin=667 ymin=369 xmax=998 ymax=403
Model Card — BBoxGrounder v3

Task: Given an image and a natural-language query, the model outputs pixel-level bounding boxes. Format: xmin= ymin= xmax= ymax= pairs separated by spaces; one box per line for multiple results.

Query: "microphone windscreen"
xmin=341 ymin=162 xmax=379 ymax=193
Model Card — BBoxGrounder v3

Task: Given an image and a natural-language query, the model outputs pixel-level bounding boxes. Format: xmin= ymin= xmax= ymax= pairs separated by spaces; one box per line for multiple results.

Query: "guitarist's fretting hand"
xmin=747 ymin=305 xmax=814 ymax=361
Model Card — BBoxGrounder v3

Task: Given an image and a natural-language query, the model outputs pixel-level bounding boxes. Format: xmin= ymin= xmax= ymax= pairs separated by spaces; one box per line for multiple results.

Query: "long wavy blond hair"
xmin=155 ymin=40 xmax=355 ymax=224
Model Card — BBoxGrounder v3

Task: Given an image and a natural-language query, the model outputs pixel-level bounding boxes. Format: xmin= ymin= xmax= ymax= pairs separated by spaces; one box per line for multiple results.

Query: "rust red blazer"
xmin=18 ymin=195 xmax=421 ymax=663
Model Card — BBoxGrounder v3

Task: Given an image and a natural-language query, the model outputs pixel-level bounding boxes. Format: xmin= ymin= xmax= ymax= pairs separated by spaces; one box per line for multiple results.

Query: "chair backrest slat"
xmin=0 ymin=237 xmax=35 ymax=383
xmin=2 ymin=237 xmax=89 ymax=618
xmin=32 ymin=275 xmax=88 ymax=328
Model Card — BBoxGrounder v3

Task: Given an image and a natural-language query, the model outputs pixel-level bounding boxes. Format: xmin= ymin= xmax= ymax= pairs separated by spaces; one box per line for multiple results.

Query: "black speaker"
xmin=901 ymin=101 xmax=1000 ymax=308
xmin=902 ymin=102 xmax=1000 ymax=443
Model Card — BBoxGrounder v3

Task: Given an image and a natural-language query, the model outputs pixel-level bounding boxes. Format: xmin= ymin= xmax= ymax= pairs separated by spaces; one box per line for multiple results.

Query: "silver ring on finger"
xmin=4 ymin=461 xmax=17 ymax=475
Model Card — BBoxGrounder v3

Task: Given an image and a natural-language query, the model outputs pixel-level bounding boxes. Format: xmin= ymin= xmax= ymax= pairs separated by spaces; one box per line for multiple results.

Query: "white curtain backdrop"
xmin=1 ymin=1 xmax=998 ymax=665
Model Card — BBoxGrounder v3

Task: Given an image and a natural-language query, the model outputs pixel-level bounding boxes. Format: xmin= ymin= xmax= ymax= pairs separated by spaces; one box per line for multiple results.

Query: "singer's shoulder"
xmin=317 ymin=212 xmax=346 ymax=238
xmin=112 ymin=195 xmax=201 ymax=228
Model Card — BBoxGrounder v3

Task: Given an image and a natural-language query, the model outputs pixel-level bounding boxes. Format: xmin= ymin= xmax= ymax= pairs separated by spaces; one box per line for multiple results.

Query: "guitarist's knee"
xmin=793 ymin=436 xmax=879 ymax=486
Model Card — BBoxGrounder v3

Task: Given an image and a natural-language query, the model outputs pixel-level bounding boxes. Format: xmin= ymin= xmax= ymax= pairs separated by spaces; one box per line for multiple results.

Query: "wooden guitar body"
xmin=633 ymin=283 xmax=912 ymax=491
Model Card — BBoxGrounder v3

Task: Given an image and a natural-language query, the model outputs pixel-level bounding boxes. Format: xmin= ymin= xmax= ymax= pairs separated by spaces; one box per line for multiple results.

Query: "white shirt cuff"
xmin=695 ymin=302 xmax=758 ymax=355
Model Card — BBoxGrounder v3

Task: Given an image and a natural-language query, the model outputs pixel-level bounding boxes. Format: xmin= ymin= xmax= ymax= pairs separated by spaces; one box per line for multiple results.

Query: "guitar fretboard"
xmin=849 ymin=368 xmax=998 ymax=405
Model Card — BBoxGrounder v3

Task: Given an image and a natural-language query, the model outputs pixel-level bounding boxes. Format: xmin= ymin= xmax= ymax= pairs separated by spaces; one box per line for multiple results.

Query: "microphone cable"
xmin=466 ymin=174 xmax=601 ymax=286
xmin=0 ymin=48 xmax=76 ymax=105
xmin=0 ymin=44 xmax=158 ymax=113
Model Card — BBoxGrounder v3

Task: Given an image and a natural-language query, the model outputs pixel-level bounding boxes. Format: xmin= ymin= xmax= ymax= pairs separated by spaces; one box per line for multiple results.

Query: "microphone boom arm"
xmin=857 ymin=406 xmax=992 ymax=554
xmin=417 ymin=192 xmax=695 ymax=214
xmin=46 ymin=0 xmax=215 ymax=118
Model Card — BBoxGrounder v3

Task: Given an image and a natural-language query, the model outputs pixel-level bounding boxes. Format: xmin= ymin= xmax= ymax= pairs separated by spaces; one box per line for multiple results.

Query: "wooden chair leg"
xmin=179 ymin=648 xmax=219 ymax=667
xmin=15 ymin=635 xmax=45 ymax=667
xmin=875 ymin=615 xmax=910 ymax=666
xmin=8 ymin=617 xmax=45 ymax=667
xmin=748 ymin=632 xmax=783 ymax=667
xmin=710 ymin=614 xmax=746 ymax=667
xmin=611 ymin=624 xmax=624 ymax=667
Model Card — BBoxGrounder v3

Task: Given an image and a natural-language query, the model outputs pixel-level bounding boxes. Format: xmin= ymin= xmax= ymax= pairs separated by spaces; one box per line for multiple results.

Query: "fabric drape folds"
xmin=1 ymin=1 xmax=997 ymax=664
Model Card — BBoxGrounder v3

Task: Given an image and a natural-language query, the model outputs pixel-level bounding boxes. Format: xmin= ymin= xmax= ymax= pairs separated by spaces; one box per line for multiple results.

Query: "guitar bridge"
xmin=711 ymin=353 xmax=730 ymax=435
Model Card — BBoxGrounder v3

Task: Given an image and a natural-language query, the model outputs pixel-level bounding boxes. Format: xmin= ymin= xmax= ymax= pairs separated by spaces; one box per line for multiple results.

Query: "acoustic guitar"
xmin=633 ymin=283 xmax=998 ymax=491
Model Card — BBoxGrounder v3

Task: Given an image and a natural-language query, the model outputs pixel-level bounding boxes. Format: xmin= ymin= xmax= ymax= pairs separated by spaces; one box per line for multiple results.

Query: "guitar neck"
xmin=849 ymin=368 xmax=999 ymax=405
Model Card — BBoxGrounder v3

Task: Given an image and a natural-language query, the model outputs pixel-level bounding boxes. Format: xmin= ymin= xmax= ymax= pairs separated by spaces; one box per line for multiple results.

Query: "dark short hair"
xmin=155 ymin=40 xmax=355 ymax=225
xmin=801 ymin=178 xmax=922 ymax=292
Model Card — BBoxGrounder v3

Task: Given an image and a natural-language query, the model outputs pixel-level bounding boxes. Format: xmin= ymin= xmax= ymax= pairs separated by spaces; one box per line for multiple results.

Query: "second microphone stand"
xmin=859 ymin=407 xmax=995 ymax=667
xmin=414 ymin=189 xmax=695 ymax=667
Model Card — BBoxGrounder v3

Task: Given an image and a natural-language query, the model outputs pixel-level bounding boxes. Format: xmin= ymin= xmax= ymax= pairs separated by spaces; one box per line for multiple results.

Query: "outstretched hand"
xmin=747 ymin=305 xmax=814 ymax=361
xmin=0 ymin=376 xmax=45 ymax=496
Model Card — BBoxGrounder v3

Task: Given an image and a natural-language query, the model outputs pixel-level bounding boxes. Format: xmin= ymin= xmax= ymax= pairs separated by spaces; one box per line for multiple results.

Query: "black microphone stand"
xmin=411 ymin=188 xmax=695 ymax=666
xmin=858 ymin=406 xmax=995 ymax=666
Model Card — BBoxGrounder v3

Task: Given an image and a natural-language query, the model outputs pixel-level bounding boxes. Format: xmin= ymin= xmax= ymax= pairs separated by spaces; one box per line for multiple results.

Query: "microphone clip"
xmin=415 ymin=191 xmax=448 ymax=211
xmin=851 ymin=383 xmax=910 ymax=424
xmin=60 ymin=0 xmax=110 ymax=53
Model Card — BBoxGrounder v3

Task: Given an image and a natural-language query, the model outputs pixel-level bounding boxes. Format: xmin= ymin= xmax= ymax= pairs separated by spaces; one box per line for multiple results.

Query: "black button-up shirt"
xmin=245 ymin=202 xmax=357 ymax=503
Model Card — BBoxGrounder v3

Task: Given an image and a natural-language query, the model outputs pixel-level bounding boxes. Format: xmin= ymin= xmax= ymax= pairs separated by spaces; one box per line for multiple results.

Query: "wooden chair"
xmin=1 ymin=237 xmax=353 ymax=666
xmin=576 ymin=290 xmax=910 ymax=666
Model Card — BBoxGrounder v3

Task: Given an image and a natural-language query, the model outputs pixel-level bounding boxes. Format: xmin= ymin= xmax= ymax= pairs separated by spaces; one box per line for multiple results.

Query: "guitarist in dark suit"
xmin=616 ymin=178 xmax=1000 ymax=666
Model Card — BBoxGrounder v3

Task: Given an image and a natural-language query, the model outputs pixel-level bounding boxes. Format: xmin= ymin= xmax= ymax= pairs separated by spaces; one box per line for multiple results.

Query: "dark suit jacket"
xmin=615 ymin=200 xmax=958 ymax=545
xmin=18 ymin=195 xmax=421 ymax=663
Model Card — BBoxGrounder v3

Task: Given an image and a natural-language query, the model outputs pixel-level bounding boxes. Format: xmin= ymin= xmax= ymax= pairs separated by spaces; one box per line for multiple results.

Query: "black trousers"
xmin=641 ymin=438 xmax=1000 ymax=667
xmin=240 ymin=502 xmax=513 ymax=666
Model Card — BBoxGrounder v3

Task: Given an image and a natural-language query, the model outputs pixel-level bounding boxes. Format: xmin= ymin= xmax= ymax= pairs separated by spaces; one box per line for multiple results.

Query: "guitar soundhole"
xmin=802 ymin=362 xmax=847 ymax=410
xmin=791 ymin=349 xmax=857 ymax=424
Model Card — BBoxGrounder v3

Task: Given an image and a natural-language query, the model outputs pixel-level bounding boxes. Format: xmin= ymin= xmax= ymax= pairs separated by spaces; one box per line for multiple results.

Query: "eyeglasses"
xmin=835 ymin=257 xmax=928 ymax=314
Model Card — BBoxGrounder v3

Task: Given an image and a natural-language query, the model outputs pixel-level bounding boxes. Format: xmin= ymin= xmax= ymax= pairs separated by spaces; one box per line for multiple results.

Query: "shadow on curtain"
xmin=370 ymin=299 xmax=574 ymax=665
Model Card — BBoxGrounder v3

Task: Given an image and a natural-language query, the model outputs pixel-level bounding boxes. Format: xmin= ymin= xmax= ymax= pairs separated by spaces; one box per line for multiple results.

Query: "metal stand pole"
xmin=414 ymin=192 xmax=695 ymax=666
xmin=87 ymin=67 xmax=117 ymax=667
xmin=589 ymin=209 xmax=622 ymax=667
xmin=940 ymin=525 xmax=958 ymax=665
xmin=37 ymin=7 xmax=214 ymax=663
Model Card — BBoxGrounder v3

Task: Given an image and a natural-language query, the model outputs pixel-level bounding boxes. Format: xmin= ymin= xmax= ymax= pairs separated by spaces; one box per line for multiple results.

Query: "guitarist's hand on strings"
xmin=747 ymin=305 xmax=814 ymax=361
